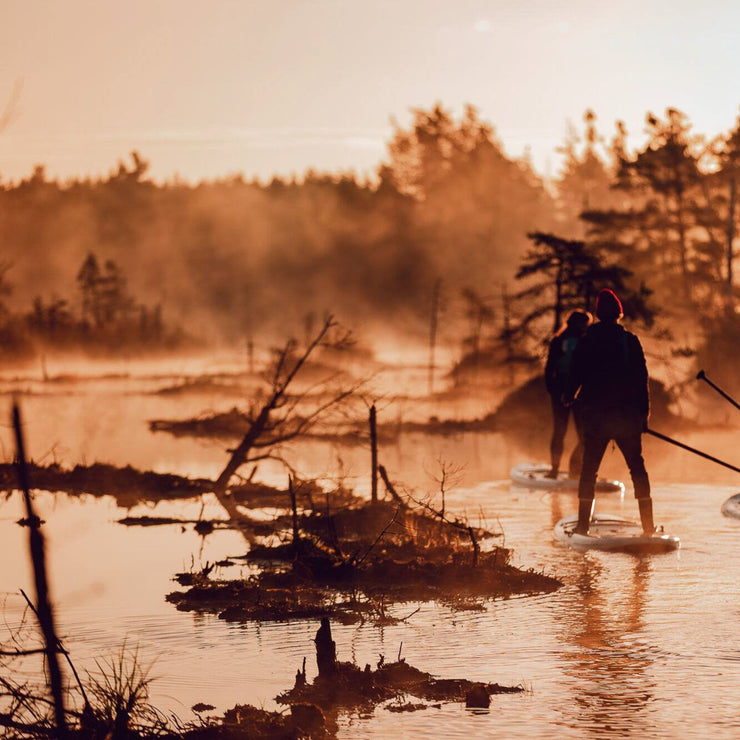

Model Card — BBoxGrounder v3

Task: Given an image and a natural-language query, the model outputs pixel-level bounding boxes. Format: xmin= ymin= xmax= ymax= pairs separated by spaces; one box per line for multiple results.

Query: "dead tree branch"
xmin=289 ymin=476 xmax=301 ymax=552
xmin=13 ymin=402 xmax=67 ymax=737
xmin=378 ymin=465 xmax=408 ymax=508
xmin=214 ymin=314 xmax=344 ymax=495
xmin=402 ymin=488 xmax=484 ymax=566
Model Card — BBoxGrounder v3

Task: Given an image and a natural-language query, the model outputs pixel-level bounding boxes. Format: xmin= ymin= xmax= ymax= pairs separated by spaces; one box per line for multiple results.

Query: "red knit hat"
xmin=595 ymin=289 xmax=623 ymax=320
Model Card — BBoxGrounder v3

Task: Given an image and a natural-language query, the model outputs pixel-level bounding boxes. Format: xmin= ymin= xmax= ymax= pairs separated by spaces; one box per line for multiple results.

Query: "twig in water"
xmin=399 ymin=606 xmax=421 ymax=623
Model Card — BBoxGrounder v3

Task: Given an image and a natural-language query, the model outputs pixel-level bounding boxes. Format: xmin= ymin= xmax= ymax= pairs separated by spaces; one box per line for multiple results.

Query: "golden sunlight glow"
xmin=1 ymin=0 xmax=740 ymax=184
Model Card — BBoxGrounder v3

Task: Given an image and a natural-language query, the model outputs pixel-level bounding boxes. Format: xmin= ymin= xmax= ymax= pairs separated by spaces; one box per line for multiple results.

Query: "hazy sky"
xmin=1 ymin=0 xmax=739 ymax=184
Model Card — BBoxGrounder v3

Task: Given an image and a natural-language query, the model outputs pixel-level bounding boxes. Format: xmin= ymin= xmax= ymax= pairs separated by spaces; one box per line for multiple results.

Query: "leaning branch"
xmin=378 ymin=465 xmax=408 ymax=508
xmin=213 ymin=315 xmax=348 ymax=495
xmin=13 ymin=403 xmax=67 ymax=737
xmin=0 ymin=647 xmax=47 ymax=657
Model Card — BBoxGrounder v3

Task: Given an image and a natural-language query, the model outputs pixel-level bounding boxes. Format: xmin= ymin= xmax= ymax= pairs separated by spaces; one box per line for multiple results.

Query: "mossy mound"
xmin=167 ymin=500 xmax=560 ymax=625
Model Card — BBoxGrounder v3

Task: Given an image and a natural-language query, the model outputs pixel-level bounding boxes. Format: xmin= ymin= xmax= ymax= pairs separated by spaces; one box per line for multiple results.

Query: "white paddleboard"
xmin=510 ymin=463 xmax=624 ymax=494
xmin=721 ymin=493 xmax=740 ymax=518
xmin=554 ymin=513 xmax=680 ymax=553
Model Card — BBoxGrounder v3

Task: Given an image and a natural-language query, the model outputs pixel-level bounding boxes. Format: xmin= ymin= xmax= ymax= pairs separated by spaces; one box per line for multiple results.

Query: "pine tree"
xmin=511 ymin=231 xmax=653 ymax=342
xmin=583 ymin=109 xmax=707 ymax=308
xmin=379 ymin=103 xmax=556 ymax=293
xmin=76 ymin=253 xmax=101 ymax=326
xmin=556 ymin=110 xmax=615 ymax=236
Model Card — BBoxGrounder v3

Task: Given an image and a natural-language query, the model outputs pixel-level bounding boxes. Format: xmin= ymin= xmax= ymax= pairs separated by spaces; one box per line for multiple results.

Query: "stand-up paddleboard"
xmin=554 ymin=513 xmax=680 ymax=554
xmin=721 ymin=493 xmax=740 ymax=518
xmin=510 ymin=463 xmax=624 ymax=493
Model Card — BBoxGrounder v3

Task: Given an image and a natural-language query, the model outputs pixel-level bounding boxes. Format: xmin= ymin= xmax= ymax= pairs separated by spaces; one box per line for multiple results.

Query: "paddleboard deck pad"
xmin=510 ymin=463 xmax=624 ymax=493
xmin=721 ymin=493 xmax=740 ymax=518
xmin=554 ymin=514 xmax=680 ymax=553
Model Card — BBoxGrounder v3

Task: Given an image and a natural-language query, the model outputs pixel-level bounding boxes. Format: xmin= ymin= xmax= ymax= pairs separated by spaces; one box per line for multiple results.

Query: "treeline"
xmin=552 ymin=108 xmax=740 ymax=395
xmin=0 ymin=105 xmax=555 ymax=359
xmin=2 ymin=104 xmax=740 ymax=377
xmin=0 ymin=249 xmax=185 ymax=359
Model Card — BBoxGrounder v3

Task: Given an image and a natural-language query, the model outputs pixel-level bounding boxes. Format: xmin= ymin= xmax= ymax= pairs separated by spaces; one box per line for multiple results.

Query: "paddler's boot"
xmin=638 ymin=497 xmax=655 ymax=536
xmin=573 ymin=498 xmax=594 ymax=535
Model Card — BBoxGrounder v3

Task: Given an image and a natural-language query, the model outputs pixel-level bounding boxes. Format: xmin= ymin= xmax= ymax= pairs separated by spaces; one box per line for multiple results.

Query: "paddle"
xmin=696 ymin=369 xmax=740 ymax=412
xmin=645 ymin=427 xmax=740 ymax=475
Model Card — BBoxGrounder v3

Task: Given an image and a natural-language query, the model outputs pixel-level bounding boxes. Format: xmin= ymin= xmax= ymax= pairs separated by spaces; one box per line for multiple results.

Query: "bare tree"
xmin=213 ymin=314 xmax=364 ymax=498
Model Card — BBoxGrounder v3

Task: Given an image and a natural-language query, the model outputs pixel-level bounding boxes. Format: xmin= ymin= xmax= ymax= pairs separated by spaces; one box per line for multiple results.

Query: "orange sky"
xmin=1 ymin=0 xmax=739 ymax=184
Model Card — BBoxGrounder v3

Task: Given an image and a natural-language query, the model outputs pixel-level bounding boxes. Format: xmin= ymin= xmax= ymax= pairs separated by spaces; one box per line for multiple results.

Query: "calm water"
xmin=1 ymin=357 xmax=740 ymax=738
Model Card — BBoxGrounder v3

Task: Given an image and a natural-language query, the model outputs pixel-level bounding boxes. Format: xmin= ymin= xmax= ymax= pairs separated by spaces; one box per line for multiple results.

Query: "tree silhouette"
xmin=583 ymin=109 xmax=709 ymax=309
xmin=556 ymin=110 xmax=615 ymax=235
xmin=380 ymin=103 xmax=556 ymax=293
xmin=511 ymin=231 xmax=653 ymax=342
xmin=708 ymin=109 xmax=740 ymax=313
xmin=460 ymin=287 xmax=495 ymax=360
xmin=76 ymin=253 xmax=101 ymax=327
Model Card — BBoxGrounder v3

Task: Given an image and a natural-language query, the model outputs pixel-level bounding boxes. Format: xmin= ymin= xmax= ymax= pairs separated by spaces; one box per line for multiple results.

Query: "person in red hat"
xmin=564 ymin=288 xmax=654 ymax=535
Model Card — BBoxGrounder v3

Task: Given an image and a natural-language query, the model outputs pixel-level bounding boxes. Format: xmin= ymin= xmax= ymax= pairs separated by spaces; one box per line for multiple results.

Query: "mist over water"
xmin=1 ymin=357 xmax=740 ymax=737
xmin=5 ymin=3 xmax=740 ymax=735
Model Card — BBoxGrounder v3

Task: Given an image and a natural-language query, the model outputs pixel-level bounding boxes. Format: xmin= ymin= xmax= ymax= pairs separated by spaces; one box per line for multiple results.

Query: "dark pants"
xmin=550 ymin=395 xmax=583 ymax=477
xmin=577 ymin=418 xmax=650 ymax=502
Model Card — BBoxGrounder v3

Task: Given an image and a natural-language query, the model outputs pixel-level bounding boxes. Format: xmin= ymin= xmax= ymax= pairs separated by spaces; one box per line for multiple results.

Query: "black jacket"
xmin=566 ymin=320 xmax=649 ymax=422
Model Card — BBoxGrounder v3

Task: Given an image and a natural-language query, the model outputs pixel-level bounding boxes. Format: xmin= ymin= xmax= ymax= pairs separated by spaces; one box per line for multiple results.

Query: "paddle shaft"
xmin=696 ymin=369 xmax=740 ymax=412
xmin=646 ymin=427 xmax=740 ymax=475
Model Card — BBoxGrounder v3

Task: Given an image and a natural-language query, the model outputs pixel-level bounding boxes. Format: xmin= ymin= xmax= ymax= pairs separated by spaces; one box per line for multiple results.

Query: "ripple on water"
xmin=4 ymin=402 xmax=740 ymax=738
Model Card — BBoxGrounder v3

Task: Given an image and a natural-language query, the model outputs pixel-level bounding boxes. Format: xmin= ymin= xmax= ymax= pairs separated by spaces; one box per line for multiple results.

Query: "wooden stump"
xmin=314 ymin=617 xmax=337 ymax=677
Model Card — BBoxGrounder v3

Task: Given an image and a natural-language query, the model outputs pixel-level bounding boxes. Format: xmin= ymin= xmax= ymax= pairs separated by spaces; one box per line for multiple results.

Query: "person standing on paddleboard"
xmin=565 ymin=288 xmax=654 ymax=535
xmin=544 ymin=310 xmax=592 ymax=480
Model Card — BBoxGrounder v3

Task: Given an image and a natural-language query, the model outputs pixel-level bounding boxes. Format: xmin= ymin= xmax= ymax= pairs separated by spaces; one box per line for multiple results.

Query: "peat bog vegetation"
xmin=5 ymin=98 xmax=740 ymax=737
xmin=0 ymin=316 xmax=564 ymax=739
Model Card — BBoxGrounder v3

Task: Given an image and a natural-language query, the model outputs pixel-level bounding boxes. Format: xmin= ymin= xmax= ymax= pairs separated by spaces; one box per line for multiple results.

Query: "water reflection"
xmin=559 ymin=555 xmax=656 ymax=737
xmin=4 ymin=366 xmax=740 ymax=738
